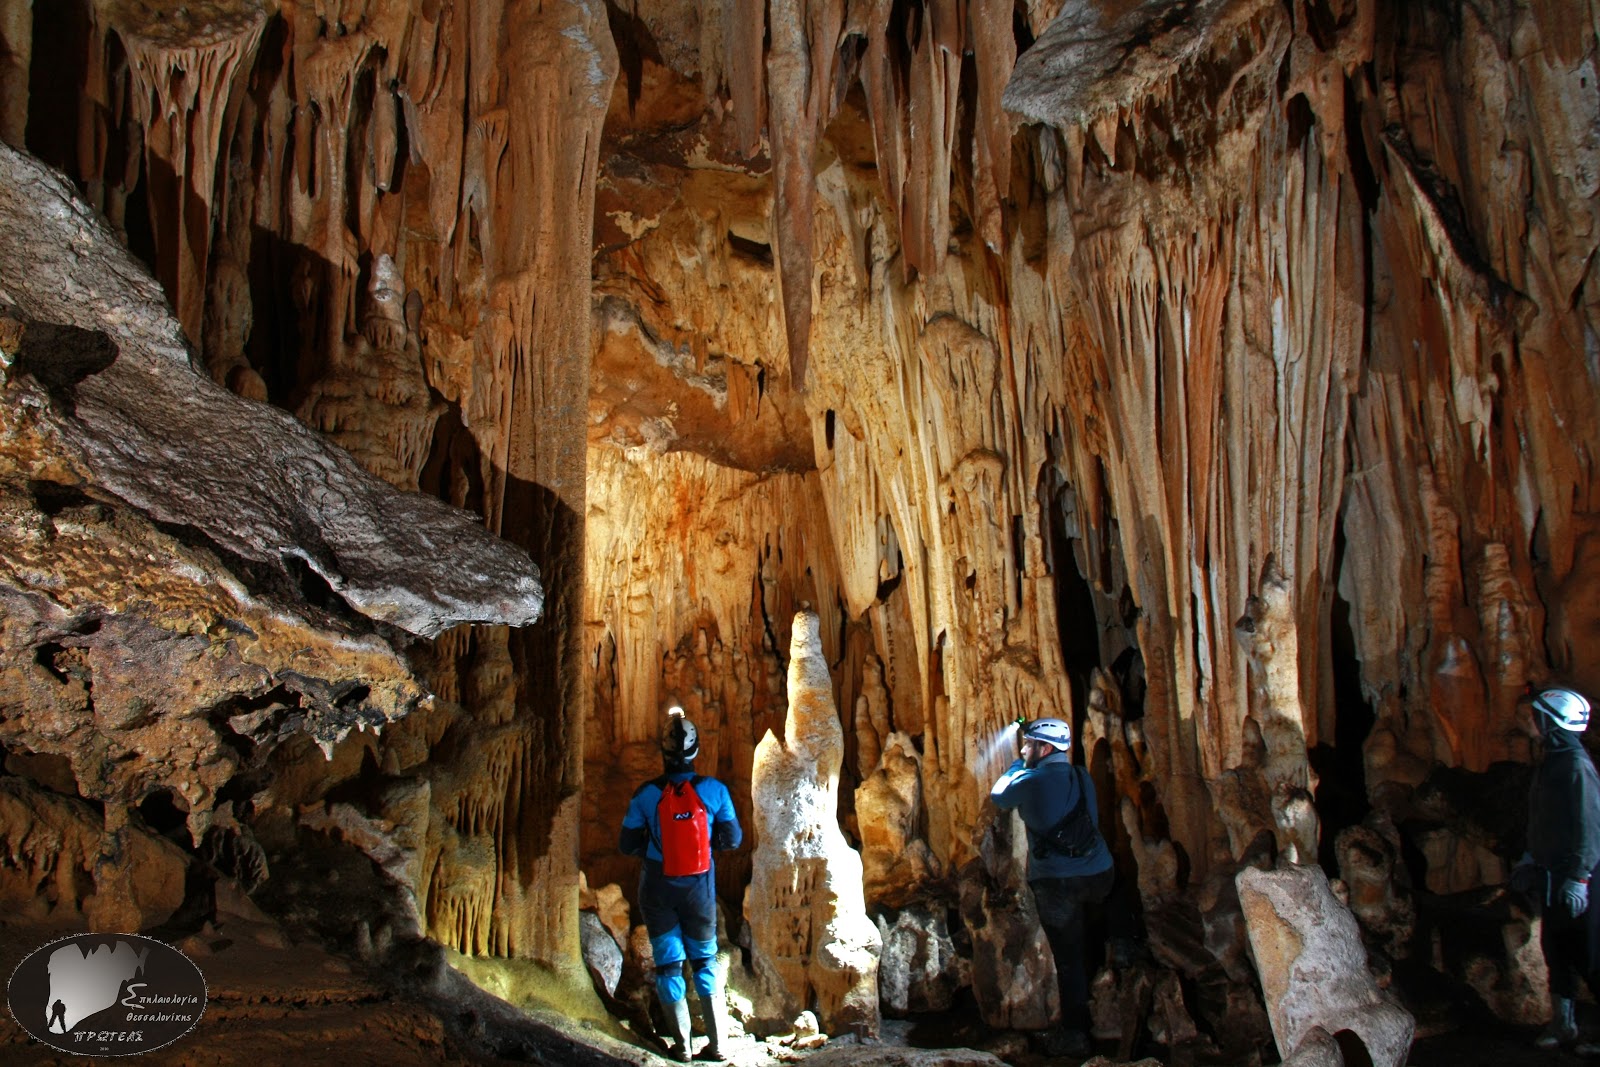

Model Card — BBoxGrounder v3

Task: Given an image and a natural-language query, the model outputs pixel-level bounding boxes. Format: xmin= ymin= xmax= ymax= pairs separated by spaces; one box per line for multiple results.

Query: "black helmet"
xmin=661 ymin=706 xmax=700 ymax=762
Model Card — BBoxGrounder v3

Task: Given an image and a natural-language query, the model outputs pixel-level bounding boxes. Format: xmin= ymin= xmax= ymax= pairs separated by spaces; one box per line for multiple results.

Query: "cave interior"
xmin=0 ymin=0 xmax=1598 ymax=1064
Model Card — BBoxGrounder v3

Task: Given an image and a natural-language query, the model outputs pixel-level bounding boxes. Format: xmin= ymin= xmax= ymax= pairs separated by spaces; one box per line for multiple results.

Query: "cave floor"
xmin=1409 ymin=1022 xmax=1597 ymax=1066
xmin=0 ymin=918 xmax=507 ymax=1066
xmin=2 ymin=914 xmax=1590 ymax=1067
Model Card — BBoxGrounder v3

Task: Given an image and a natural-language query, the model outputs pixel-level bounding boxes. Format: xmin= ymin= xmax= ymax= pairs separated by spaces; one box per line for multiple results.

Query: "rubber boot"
xmin=1537 ymin=995 xmax=1578 ymax=1051
xmin=658 ymin=996 xmax=692 ymax=1062
xmin=692 ymin=993 xmax=726 ymax=1062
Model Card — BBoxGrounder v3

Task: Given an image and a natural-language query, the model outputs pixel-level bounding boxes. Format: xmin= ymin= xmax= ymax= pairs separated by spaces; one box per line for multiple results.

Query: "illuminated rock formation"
xmin=745 ymin=609 xmax=880 ymax=1037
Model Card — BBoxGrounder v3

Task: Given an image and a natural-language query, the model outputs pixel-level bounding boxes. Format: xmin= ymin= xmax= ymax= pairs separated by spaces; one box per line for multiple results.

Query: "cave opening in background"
xmin=138 ymin=787 xmax=190 ymax=838
xmin=23 ymin=0 xmax=88 ymax=178
xmin=1046 ymin=480 xmax=1106 ymax=728
xmin=1313 ymin=522 xmax=1376 ymax=876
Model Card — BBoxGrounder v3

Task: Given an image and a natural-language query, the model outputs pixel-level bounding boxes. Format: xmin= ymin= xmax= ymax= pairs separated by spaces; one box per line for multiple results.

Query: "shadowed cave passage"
xmin=0 ymin=0 xmax=1598 ymax=1065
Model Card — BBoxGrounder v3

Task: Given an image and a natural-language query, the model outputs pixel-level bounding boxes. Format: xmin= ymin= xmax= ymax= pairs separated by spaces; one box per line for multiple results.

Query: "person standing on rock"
xmin=620 ymin=706 xmax=742 ymax=1063
xmin=1512 ymin=686 xmax=1600 ymax=1053
xmin=990 ymin=717 xmax=1115 ymax=1059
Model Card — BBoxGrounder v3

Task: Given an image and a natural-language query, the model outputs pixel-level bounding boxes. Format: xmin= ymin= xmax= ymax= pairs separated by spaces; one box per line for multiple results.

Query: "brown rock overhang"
xmin=0 ymin=142 xmax=543 ymax=639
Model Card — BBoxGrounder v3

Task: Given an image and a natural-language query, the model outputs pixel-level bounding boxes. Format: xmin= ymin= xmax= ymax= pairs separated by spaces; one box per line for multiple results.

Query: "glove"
xmin=1559 ymin=878 xmax=1590 ymax=919
xmin=1510 ymin=855 xmax=1540 ymax=895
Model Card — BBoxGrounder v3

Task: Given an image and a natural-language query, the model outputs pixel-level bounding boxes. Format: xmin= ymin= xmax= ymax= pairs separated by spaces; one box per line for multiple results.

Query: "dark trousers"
xmin=1543 ymin=860 xmax=1600 ymax=1001
xmin=1031 ymin=867 xmax=1115 ymax=1030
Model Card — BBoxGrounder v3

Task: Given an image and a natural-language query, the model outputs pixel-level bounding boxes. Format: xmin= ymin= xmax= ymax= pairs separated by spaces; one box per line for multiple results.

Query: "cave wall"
xmin=3 ymin=0 xmax=1599 ymax=1036
xmin=4 ymin=0 xmax=616 ymax=969
xmin=575 ymin=0 xmax=1600 ymax=1033
xmin=581 ymin=0 xmax=1600 ymax=894
xmin=0 ymin=138 xmax=547 ymax=949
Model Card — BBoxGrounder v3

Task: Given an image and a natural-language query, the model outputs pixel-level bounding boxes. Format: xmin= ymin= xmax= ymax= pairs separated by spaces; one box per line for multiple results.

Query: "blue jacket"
xmin=620 ymin=771 xmax=741 ymax=869
xmin=991 ymin=750 xmax=1113 ymax=881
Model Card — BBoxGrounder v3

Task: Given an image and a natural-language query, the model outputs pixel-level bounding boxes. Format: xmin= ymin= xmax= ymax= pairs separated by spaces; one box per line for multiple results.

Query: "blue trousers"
xmin=640 ymin=862 xmax=719 ymax=1002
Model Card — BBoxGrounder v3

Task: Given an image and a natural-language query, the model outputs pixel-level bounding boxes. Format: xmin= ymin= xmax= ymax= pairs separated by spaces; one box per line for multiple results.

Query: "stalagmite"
xmin=875 ymin=904 xmax=968 ymax=1016
xmin=1236 ymin=558 xmax=1320 ymax=863
xmin=745 ymin=608 xmax=881 ymax=1038
xmin=957 ymin=805 xmax=1058 ymax=1031
xmin=855 ymin=731 xmax=938 ymax=907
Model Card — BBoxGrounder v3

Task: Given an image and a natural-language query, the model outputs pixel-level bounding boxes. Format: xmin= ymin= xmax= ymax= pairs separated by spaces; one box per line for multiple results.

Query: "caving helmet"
xmin=1022 ymin=717 xmax=1072 ymax=751
xmin=661 ymin=706 xmax=700 ymax=762
xmin=1534 ymin=688 xmax=1592 ymax=734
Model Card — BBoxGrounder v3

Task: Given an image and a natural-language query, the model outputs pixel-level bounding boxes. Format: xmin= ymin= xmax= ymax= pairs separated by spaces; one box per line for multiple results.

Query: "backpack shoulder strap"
xmin=631 ymin=775 xmax=666 ymax=799
xmin=1066 ymin=765 xmax=1087 ymax=817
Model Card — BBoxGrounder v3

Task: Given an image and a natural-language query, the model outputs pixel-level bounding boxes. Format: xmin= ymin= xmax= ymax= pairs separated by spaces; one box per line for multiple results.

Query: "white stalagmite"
xmin=744 ymin=609 xmax=881 ymax=1038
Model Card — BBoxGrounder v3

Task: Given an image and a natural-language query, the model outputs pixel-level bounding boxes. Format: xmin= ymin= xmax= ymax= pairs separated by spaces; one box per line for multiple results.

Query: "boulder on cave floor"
xmin=1238 ymin=863 xmax=1415 ymax=1067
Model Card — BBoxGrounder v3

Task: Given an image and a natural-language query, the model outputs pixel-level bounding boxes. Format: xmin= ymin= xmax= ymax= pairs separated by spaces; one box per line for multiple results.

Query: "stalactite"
xmin=765 ymin=0 xmax=845 ymax=388
xmin=96 ymin=0 xmax=268 ymax=352
xmin=722 ymin=0 xmax=766 ymax=158
xmin=297 ymin=255 xmax=443 ymax=490
xmin=967 ymin=0 xmax=1015 ymax=255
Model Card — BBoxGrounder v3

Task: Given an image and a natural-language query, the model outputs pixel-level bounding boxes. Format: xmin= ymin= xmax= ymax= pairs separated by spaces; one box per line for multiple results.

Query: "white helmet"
xmin=661 ymin=706 xmax=700 ymax=761
xmin=1022 ymin=717 xmax=1072 ymax=750
xmin=1535 ymin=688 xmax=1592 ymax=733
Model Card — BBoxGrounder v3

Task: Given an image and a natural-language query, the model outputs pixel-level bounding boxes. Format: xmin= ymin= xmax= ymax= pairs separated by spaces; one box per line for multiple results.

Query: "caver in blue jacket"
xmin=619 ymin=712 xmax=741 ymax=1062
xmin=990 ymin=749 xmax=1113 ymax=881
xmin=990 ymin=719 xmax=1113 ymax=1050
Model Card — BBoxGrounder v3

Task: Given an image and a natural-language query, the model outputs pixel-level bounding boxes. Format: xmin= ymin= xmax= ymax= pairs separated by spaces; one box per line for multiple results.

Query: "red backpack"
xmin=656 ymin=776 xmax=710 ymax=876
